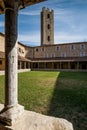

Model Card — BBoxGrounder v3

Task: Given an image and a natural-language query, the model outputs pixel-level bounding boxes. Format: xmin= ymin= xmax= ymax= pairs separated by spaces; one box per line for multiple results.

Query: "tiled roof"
xmin=0 ymin=51 xmax=31 ymax=62
xmin=18 ymin=55 xmax=31 ymax=62
xmin=32 ymin=57 xmax=87 ymax=62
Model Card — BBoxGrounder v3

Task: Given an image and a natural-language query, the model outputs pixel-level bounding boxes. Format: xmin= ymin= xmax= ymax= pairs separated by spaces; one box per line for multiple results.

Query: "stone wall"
xmin=18 ymin=43 xmax=26 ymax=58
xmin=0 ymin=34 xmax=5 ymax=52
xmin=41 ymin=7 xmax=54 ymax=45
xmin=33 ymin=42 xmax=87 ymax=58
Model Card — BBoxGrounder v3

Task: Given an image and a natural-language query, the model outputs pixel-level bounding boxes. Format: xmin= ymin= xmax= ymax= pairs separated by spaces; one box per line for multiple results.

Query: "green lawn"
xmin=0 ymin=71 xmax=87 ymax=130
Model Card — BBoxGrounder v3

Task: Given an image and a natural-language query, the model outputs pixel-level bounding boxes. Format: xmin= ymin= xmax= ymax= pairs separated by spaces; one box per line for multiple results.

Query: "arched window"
xmin=47 ymin=13 xmax=50 ymax=18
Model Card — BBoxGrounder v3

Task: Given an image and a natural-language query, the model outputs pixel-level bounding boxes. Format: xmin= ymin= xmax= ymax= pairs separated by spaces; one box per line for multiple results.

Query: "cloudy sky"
xmin=0 ymin=0 xmax=87 ymax=46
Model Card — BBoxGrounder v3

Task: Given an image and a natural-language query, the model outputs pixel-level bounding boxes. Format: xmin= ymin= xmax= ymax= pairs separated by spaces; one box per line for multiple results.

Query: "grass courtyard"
xmin=0 ymin=71 xmax=87 ymax=130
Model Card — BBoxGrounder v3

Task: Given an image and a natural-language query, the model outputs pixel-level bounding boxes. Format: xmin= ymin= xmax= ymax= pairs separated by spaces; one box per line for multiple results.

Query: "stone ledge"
xmin=0 ymin=104 xmax=74 ymax=130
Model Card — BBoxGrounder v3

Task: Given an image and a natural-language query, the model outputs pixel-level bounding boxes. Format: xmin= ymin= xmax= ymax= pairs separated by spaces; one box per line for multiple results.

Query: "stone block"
xmin=0 ymin=104 xmax=24 ymax=126
xmin=0 ymin=104 xmax=74 ymax=130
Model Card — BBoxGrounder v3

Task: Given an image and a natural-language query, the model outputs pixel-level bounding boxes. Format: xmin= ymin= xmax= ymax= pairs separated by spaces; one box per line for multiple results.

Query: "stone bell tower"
xmin=41 ymin=7 xmax=54 ymax=46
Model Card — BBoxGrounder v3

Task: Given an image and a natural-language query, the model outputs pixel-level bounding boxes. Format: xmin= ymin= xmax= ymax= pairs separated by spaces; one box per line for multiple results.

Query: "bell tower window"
xmin=47 ymin=13 xmax=50 ymax=18
xmin=48 ymin=36 xmax=50 ymax=41
xmin=48 ymin=24 xmax=50 ymax=29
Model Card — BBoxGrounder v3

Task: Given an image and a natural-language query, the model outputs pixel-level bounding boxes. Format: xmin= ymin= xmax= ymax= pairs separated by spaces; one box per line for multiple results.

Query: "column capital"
xmin=4 ymin=0 xmax=24 ymax=12
xmin=4 ymin=0 xmax=23 ymax=11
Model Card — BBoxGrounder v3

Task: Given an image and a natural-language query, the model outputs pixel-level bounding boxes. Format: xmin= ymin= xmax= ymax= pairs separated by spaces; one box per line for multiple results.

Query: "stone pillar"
xmin=0 ymin=1 xmax=24 ymax=126
xmin=77 ymin=62 xmax=79 ymax=70
xmin=20 ymin=61 xmax=22 ymax=69
xmin=38 ymin=62 xmax=39 ymax=69
xmin=28 ymin=62 xmax=30 ymax=68
xmin=52 ymin=62 xmax=54 ymax=69
xmin=44 ymin=62 xmax=46 ymax=70
xmin=68 ymin=62 xmax=71 ymax=69
xmin=59 ymin=62 xmax=61 ymax=69
xmin=30 ymin=62 xmax=33 ymax=69
xmin=5 ymin=2 xmax=18 ymax=108
xmin=24 ymin=62 xmax=26 ymax=69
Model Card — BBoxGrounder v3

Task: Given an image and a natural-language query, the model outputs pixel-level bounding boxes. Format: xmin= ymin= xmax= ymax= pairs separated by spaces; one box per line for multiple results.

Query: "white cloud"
xmin=55 ymin=33 xmax=87 ymax=44
xmin=54 ymin=7 xmax=87 ymax=34
xmin=18 ymin=32 xmax=40 ymax=46
xmin=19 ymin=10 xmax=40 ymax=16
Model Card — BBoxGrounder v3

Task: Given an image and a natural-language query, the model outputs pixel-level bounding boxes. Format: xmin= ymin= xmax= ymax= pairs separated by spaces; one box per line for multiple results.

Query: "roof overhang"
xmin=0 ymin=0 xmax=45 ymax=14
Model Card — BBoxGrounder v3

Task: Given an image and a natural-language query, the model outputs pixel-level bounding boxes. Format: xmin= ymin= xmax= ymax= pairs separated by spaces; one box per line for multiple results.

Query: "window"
xmin=0 ymin=60 xmax=2 ymax=64
xmin=51 ymin=53 xmax=55 ymax=58
xmin=47 ymin=13 xmax=50 ymax=18
xmin=80 ymin=44 xmax=85 ymax=49
xmin=48 ymin=24 xmax=50 ymax=29
xmin=18 ymin=48 xmax=24 ymax=53
xmin=22 ymin=50 xmax=24 ymax=53
xmin=70 ymin=45 xmax=75 ymax=51
xmin=42 ymin=48 xmax=44 ymax=51
xmin=57 ymin=46 xmax=60 ymax=51
xmin=36 ymin=48 xmax=38 ymax=52
xmin=48 ymin=36 xmax=50 ymax=41
xmin=45 ymin=53 xmax=48 ymax=58
xmin=61 ymin=53 xmax=66 ymax=58
xmin=80 ymin=52 xmax=85 ymax=57
xmin=19 ymin=48 xmax=21 ymax=52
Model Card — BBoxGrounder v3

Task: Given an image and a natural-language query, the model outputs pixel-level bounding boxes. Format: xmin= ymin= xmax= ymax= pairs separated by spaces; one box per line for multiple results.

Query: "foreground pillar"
xmin=5 ymin=3 xmax=18 ymax=108
xmin=0 ymin=1 xmax=24 ymax=126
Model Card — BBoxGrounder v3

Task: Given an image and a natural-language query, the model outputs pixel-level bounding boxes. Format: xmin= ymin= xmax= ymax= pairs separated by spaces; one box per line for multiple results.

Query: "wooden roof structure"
xmin=0 ymin=0 xmax=45 ymax=14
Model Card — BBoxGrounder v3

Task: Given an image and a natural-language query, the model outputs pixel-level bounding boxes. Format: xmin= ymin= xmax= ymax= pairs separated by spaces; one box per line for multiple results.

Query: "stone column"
xmin=30 ymin=62 xmax=33 ymax=69
xmin=0 ymin=1 xmax=24 ymax=126
xmin=20 ymin=61 xmax=22 ymax=69
xmin=52 ymin=62 xmax=54 ymax=69
xmin=77 ymin=62 xmax=79 ymax=70
xmin=59 ymin=62 xmax=61 ymax=69
xmin=68 ymin=62 xmax=71 ymax=69
xmin=38 ymin=62 xmax=39 ymax=69
xmin=5 ymin=3 xmax=18 ymax=108
xmin=28 ymin=62 xmax=30 ymax=68
xmin=44 ymin=62 xmax=46 ymax=70
xmin=24 ymin=62 xmax=26 ymax=69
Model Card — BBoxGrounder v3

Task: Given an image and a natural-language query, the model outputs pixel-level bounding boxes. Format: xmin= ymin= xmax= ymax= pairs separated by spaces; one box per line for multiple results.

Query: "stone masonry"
xmin=41 ymin=7 xmax=54 ymax=45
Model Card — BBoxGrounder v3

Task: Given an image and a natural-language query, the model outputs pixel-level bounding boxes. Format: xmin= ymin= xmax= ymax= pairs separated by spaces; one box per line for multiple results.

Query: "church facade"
xmin=0 ymin=7 xmax=87 ymax=71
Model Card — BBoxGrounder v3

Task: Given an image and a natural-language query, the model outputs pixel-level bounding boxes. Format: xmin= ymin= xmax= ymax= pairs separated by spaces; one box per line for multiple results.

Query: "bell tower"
xmin=41 ymin=7 xmax=54 ymax=46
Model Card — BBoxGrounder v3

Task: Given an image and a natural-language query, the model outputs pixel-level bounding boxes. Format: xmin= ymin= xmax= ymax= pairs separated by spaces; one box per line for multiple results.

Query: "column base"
xmin=0 ymin=104 xmax=24 ymax=126
xmin=0 ymin=105 xmax=73 ymax=130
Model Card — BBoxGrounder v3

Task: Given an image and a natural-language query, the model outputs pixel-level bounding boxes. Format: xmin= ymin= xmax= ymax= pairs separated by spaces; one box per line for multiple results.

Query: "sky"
xmin=0 ymin=0 xmax=87 ymax=46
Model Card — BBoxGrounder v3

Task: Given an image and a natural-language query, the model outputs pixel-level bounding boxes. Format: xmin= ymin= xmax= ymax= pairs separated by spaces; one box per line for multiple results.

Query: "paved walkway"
xmin=0 ymin=69 xmax=31 ymax=75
